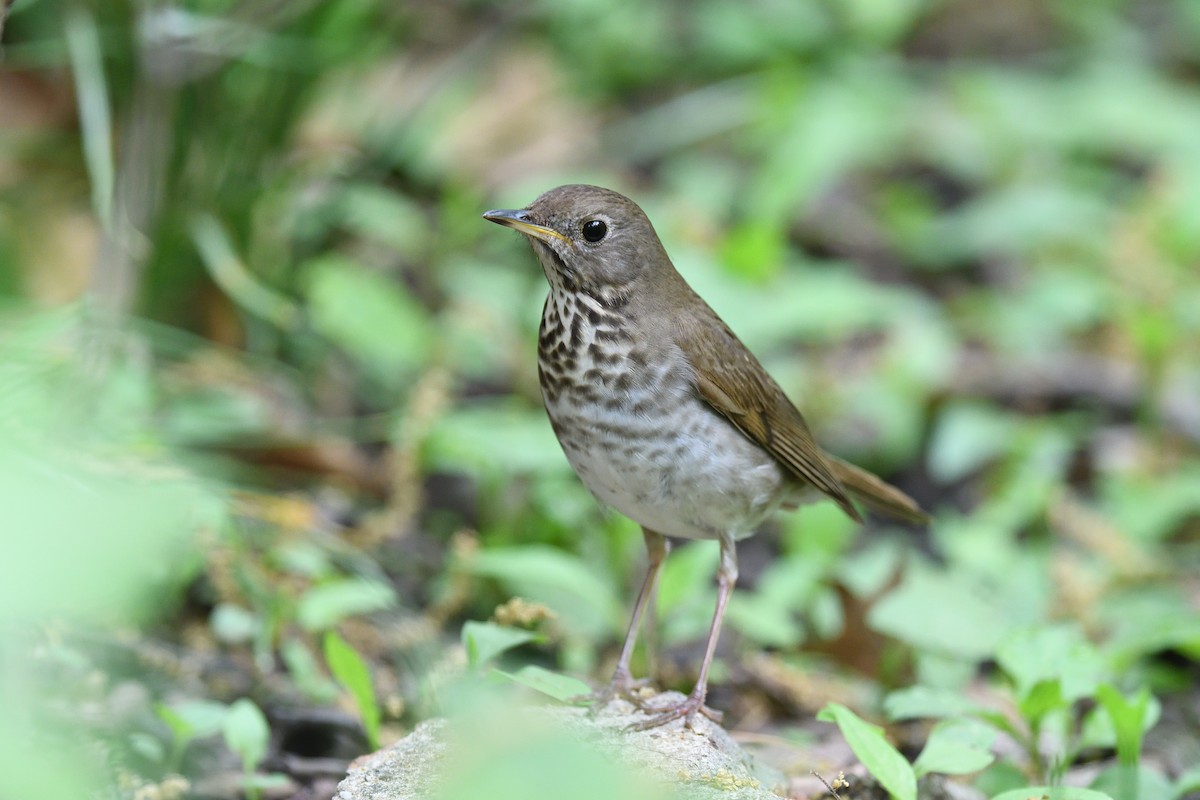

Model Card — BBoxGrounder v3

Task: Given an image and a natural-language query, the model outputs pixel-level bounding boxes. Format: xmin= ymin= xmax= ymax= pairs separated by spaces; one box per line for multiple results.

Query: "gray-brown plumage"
xmin=484 ymin=184 xmax=928 ymax=729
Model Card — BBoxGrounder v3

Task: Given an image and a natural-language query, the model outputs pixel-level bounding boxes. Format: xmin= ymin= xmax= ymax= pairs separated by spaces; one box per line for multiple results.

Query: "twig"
xmin=810 ymin=769 xmax=846 ymax=800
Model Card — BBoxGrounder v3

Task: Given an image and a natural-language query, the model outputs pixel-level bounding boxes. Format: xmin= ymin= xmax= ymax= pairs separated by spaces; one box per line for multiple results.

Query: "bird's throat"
xmin=532 ymin=241 xmax=579 ymax=293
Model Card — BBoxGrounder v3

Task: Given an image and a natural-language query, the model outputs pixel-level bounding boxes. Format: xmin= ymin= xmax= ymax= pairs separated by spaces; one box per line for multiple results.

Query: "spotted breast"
xmin=536 ymin=285 xmax=792 ymax=543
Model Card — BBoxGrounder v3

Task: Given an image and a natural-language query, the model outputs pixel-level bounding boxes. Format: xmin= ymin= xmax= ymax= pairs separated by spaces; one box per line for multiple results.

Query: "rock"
xmin=336 ymin=692 xmax=785 ymax=800
xmin=339 ymin=717 xmax=449 ymax=800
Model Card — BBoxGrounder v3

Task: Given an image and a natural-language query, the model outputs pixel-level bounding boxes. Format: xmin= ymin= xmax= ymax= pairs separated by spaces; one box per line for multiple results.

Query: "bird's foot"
xmin=625 ymin=690 xmax=722 ymax=731
xmin=572 ymin=668 xmax=655 ymax=711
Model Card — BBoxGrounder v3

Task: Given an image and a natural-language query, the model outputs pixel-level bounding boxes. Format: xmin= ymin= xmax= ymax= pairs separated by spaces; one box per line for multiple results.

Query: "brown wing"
xmin=679 ymin=308 xmax=863 ymax=523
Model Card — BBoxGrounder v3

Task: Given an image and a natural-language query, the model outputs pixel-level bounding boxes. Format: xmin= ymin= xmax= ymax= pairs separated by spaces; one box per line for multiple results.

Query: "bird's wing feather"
xmin=680 ymin=307 xmax=862 ymax=522
xmin=828 ymin=456 xmax=930 ymax=524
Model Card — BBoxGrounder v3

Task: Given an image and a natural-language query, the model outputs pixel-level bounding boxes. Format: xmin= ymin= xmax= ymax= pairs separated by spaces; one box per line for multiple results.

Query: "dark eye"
xmin=581 ymin=219 xmax=607 ymax=243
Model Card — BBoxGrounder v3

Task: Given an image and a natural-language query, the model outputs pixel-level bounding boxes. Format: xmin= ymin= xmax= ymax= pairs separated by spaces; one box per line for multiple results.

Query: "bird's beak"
xmin=482 ymin=208 xmax=572 ymax=245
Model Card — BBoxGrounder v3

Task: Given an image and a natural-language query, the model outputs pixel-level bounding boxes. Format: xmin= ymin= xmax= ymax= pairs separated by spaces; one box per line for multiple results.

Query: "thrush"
xmin=483 ymin=184 xmax=928 ymax=729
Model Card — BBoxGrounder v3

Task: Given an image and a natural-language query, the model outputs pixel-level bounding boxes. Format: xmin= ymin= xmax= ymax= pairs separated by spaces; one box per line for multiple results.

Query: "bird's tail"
xmin=829 ymin=456 xmax=930 ymax=524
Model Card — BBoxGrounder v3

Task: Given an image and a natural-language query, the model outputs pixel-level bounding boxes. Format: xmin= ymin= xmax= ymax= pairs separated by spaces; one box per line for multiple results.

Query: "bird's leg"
xmin=587 ymin=528 xmax=668 ymax=706
xmin=629 ymin=534 xmax=737 ymax=731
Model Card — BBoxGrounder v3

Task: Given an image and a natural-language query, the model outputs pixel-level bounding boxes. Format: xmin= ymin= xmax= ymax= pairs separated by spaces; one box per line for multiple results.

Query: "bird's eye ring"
xmin=582 ymin=219 xmax=607 ymax=243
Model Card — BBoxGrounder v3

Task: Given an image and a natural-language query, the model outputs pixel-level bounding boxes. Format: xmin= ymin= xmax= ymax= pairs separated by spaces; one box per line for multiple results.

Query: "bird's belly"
xmin=545 ymin=386 xmax=790 ymax=542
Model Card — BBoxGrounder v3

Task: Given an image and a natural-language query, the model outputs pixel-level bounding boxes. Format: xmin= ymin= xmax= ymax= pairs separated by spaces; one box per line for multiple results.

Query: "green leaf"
xmin=727 ymin=589 xmax=804 ymax=647
xmin=129 ymin=731 xmax=166 ymax=764
xmin=746 ymin=71 xmax=906 ymax=224
xmin=913 ymin=652 xmax=977 ymax=691
xmin=867 ymin=561 xmax=1012 ymax=660
xmin=1101 ymin=589 xmax=1200 ymax=668
xmin=990 ymin=788 xmax=1114 ymax=800
xmin=1103 ymin=468 xmax=1200 ymax=542
xmin=995 ymin=625 xmax=1106 ymax=703
xmin=1079 ymin=692 xmax=1162 ymax=753
xmin=462 ymin=621 xmax=541 ymax=670
xmin=753 ymin=551 xmax=826 ymax=611
xmin=192 ymin=215 xmax=302 ymax=329
xmin=339 ymin=184 xmax=426 ymax=258
xmin=239 ymin=773 xmax=293 ymax=791
xmin=160 ymin=385 xmax=274 ymax=445
xmin=274 ymin=542 xmax=333 ymax=578
xmin=296 ymin=578 xmax=396 ymax=631
xmin=210 ymin=603 xmax=261 ymax=644
xmin=927 ymin=403 xmax=1020 ymax=483
xmin=656 ymin=540 xmax=719 ymax=616
xmin=64 ymin=6 xmax=114 ymax=228
xmin=0 ymin=441 xmax=222 ymax=626
xmin=424 ymin=404 xmax=568 ymax=477
xmin=974 ymin=760 xmax=1032 ymax=798
xmin=496 ymin=665 xmax=592 ymax=702
xmin=718 ymin=221 xmax=784 ymax=281
xmin=324 ymin=632 xmax=381 ymax=749
xmin=975 ymin=710 xmax=1026 ymax=742
xmin=222 ymin=698 xmax=270 ymax=774
xmin=780 ymin=501 xmax=859 ymax=559
xmin=912 ymin=718 xmax=995 ymax=777
xmin=941 ymin=181 xmax=1111 ymax=264
xmin=1094 ymin=684 xmax=1153 ymax=766
xmin=817 ymin=703 xmax=916 ymax=800
xmin=1089 ymin=764 xmax=1172 ymax=800
xmin=281 ymin=639 xmax=339 ymax=703
xmin=839 ymin=539 xmax=905 ymax=599
xmin=303 ymin=255 xmax=433 ymax=382
xmin=884 ymin=686 xmax=984 ymax=721
xmin=808 ymin=587 xmax=845 ymax=640
xmin=157 ymin=700 xmax=228 ymax=741
xmin=679 ymin=250 xmax=918 ymax=349
xmin=1018 ymin=679 xmax=1065 ymax=727
xmin=466 ymin=546 xmax=623 ymax=637
xmin=1172 ymin=764 xmax=1200 ymax=799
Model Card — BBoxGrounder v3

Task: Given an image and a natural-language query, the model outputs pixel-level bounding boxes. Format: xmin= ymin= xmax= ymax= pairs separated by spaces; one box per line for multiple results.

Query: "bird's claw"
xmin=570 ymin=669 xmax=656 ymax=712
xmin=624 ymin=692 xmax=722 ymax=731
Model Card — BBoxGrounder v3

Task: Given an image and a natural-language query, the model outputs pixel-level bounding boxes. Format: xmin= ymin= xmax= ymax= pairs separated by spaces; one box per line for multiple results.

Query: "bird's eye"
xmin=581 ymin=219 xmax=607 ymax=243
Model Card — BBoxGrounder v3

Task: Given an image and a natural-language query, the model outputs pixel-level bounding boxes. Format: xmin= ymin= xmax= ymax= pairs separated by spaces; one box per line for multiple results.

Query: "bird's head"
xmin=483 ymin=184 xmax=671 ymax=295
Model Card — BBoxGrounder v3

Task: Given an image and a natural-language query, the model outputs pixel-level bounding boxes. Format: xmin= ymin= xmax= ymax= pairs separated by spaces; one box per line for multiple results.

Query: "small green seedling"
xmin=324 ymin=631 xmax=382 ymax=749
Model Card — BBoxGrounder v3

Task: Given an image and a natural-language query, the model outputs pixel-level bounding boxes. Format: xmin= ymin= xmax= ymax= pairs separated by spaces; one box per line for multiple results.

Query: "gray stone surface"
xmin=338 ymin=718 xmax=449 ymax=800
xmin=337 ymin=693 xmax=786 ymax=800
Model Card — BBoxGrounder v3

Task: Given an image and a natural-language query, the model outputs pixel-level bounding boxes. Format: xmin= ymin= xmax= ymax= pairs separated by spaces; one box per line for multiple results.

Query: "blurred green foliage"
xmin=1 ymin=0 xmax=1199 ymax=798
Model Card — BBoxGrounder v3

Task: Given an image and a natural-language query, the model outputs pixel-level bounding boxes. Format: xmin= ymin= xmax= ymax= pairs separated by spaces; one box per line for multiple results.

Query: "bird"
xmin=483 ymin=184 xmax=928 ymax=729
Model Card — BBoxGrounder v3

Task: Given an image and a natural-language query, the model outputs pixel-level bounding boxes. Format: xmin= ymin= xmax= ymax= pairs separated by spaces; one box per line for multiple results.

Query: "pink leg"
xmin=593 ymin=528 xmax=669 ymax=702
xmin=629 ymin=534 xmax=737 ymax=730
